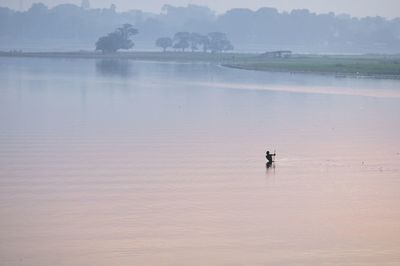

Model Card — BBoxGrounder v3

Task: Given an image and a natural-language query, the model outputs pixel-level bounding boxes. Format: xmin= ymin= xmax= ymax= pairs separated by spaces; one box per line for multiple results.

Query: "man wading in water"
xmin=265 ymin=150 xmax=276 ymax=168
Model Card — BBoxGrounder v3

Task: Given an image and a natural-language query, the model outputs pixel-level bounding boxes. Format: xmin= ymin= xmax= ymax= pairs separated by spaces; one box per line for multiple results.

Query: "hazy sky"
xmin=1 ymin=0 xmax=399 ymax=18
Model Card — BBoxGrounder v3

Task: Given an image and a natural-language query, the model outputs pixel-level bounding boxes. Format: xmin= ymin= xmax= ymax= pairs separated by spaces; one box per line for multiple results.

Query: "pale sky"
xmin=1 ymin=0 xmax=399 ymax=18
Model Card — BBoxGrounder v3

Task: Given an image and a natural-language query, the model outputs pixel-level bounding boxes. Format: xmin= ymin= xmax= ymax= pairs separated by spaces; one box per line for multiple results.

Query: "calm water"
xmin=1 ymin=57 xmax=400 ymax=266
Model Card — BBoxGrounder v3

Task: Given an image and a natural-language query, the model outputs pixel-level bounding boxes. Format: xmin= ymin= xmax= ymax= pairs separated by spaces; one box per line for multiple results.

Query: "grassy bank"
xmin=224 ymin=54 xmax=400 ymax=79
xmin=1 ymin=50 xmax=400 ymax=79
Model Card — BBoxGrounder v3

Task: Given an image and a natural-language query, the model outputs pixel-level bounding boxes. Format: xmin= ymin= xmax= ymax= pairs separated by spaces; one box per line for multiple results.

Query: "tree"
xmin=156 ymin=37 xmax=173 ymax=52
xmin=117 ymin=24 xmax=138 ymax=41
xmin=28 ymin=3 xmax=48 ymax=15
xmin=173 ymin=32 xmax=190 ymax=52
xmin=189 ymin=32 xmax=202 ymax=52
xmin=80 ymin=0 xmax=90 ymax=9
xmin=110 ymin=4 xmax=116 ymax=13
xmin=222 ymin=40 xmax=234 ymax=52
xmin=208 ymin=32 xmax=233 ymax=53
xmin=95 ymin=24 xmax=138 ymax=53
xmin=199 ymin=35 xmax=210 ymax=52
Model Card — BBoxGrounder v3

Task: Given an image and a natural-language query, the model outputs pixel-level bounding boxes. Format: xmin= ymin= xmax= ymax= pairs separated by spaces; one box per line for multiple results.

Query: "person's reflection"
xmin=96 ymin=59 xmax=131 ymax=77
xmin=265 ymin=161 xmax=276 ymax=177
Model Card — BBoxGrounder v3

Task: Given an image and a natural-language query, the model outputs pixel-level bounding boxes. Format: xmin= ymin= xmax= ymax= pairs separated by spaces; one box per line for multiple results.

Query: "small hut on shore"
xmin=260 ymin=50 xmax=292 ymax=58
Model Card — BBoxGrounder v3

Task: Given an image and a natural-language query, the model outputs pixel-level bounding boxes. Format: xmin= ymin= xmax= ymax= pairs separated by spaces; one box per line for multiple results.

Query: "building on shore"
xmin=260 ymin=50 xmax=292 ymax=58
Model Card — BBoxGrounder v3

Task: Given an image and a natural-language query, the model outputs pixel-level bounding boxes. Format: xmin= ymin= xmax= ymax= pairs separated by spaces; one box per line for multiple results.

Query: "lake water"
xmin=1 ymin=57 xmax=400 ymax=266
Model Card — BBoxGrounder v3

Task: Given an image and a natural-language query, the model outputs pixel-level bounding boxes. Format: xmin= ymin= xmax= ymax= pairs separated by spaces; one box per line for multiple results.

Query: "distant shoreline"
xmin=221 ymin=62 xmax=400 ymax=80
xmin=1 ymin=51 xmax=400 ymax=80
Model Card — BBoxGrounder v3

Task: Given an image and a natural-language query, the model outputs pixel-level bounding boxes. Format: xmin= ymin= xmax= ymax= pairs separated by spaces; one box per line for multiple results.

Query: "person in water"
xmin=265 ymin=150 xmax=276 ymax=164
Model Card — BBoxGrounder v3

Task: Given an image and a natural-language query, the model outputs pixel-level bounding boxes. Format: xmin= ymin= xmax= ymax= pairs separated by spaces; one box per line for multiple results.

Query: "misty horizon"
xmin=1 ymin=0 xmax=400 ymax=19
xmin=1 ymin=1 xmax=400 ymax=54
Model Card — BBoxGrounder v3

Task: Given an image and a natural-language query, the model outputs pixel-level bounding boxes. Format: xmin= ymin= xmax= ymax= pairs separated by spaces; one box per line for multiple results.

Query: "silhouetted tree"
xmin=208 ymin=32 xmax=233 ymax=53
xmin=117 ymin=24 xmax=138 ymax=41
xmin=80 ymin=0 xmax=90 ymax=9
xmin=110 ymin=4 xmax=116 ymax=13
xmin=95 ymin=24 xmax=138 ymax=53
xmin=28 ymin=3 xmax=48 ymax=14
xmin=189 ymin=32 xmax=202 ymax=52
xmin=156 ymin=37 xmax=173 ymax=52
xmin=199 ymin=35 xmax=210 ymax=52
xmin=222 ymin=41 xmax=234 ymax=52
xmin=173 ymin=32 xmax=190 ymax=52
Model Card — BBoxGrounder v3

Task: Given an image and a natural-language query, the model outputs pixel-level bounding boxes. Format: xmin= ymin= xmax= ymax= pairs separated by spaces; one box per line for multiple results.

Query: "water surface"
xmin=1 ymin=58 xmax=400 ymax=265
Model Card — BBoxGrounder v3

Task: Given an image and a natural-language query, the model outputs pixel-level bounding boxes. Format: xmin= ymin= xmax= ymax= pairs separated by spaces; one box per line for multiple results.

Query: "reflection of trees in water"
xmin=96 ymin=59 xmax=131 ymax=77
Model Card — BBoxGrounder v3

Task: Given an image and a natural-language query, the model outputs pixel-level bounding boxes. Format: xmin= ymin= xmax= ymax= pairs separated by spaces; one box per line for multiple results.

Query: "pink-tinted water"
xmin=0 ymin=58 xmax=400 ymax=265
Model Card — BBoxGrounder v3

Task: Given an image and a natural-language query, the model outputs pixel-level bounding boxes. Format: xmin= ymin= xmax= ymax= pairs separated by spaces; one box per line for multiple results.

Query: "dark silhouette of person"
xmin=265 ymin=151 xmax=276 ymax=168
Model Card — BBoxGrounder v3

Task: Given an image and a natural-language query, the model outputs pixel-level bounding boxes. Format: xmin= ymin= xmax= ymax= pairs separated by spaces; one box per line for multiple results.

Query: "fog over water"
xmin=0 ymin=57 xmax=400 ymax=265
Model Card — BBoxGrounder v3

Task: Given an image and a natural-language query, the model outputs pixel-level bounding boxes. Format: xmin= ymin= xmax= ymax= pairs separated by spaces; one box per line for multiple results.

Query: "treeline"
xmin=1 ymin=2 xmax=400 ymax=53
xmin=94 ymin=26 xmax=233 ymax=53
xmin=156 ymin=32 xmax=233 ymax=53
